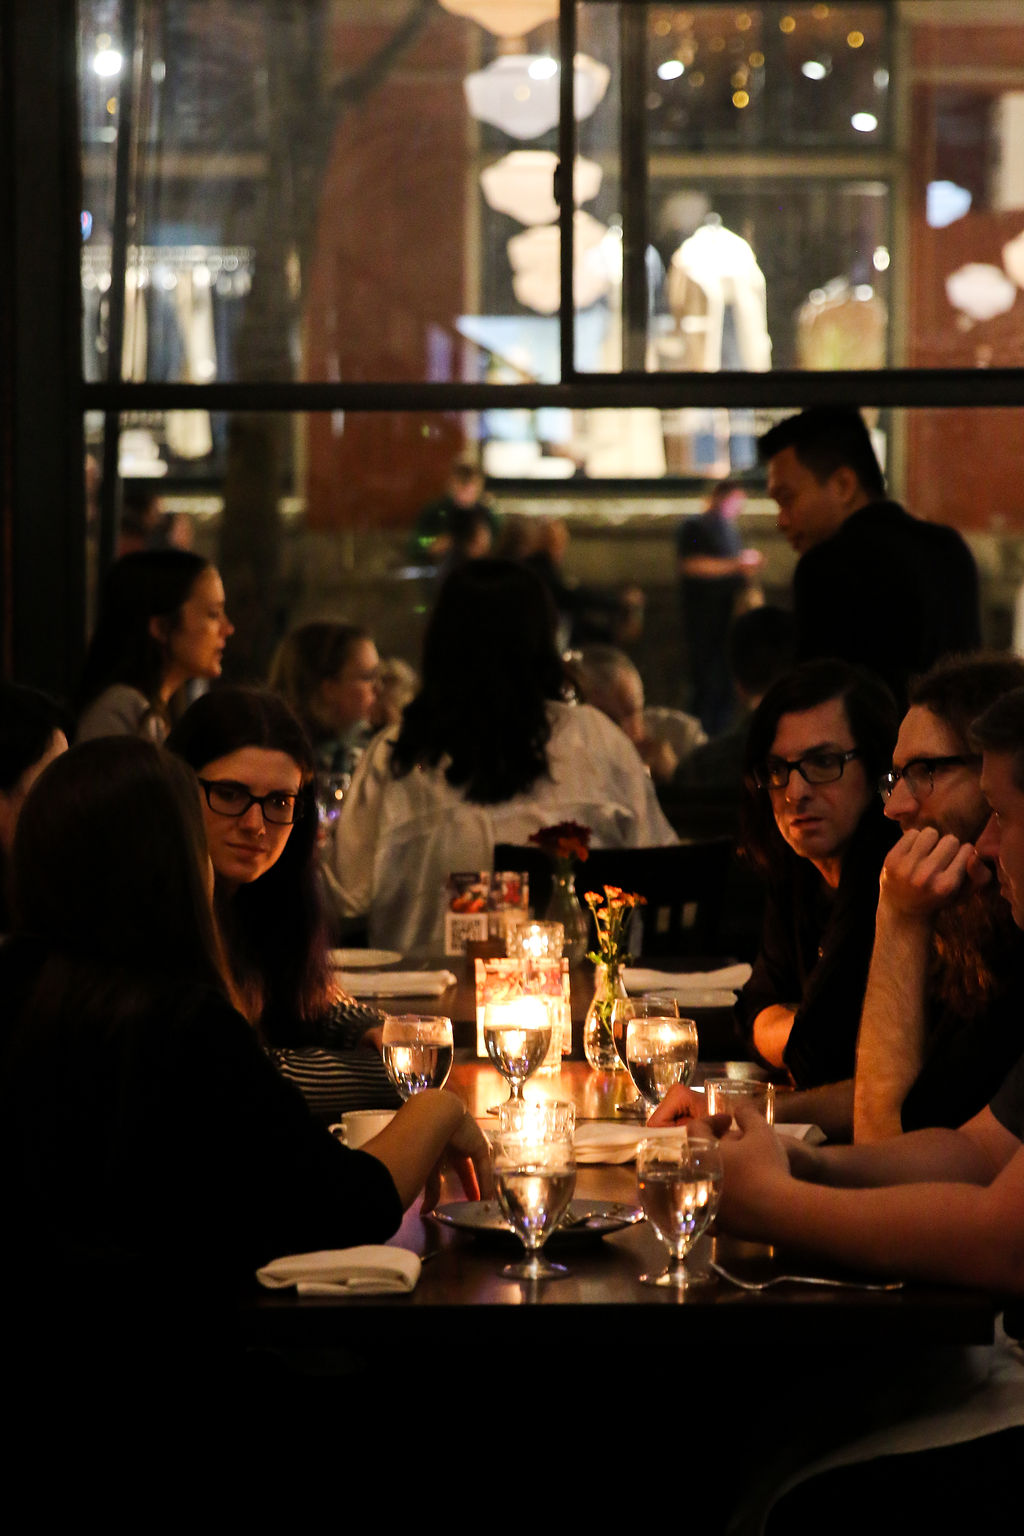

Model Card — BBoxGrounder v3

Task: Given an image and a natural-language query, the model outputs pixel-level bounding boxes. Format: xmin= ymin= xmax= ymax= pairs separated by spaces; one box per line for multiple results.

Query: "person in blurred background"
xmin=76 ymin=549 xmax=232 ymax=743
xmin=329 ymin=560 xmax=675 ymax=958
xmin=677 ymin=478 xmax=763 ymax=734
xmin=568 ymin=643 xmax=705 ymax=785
xmin=268 ymin=620 xmax=379 ymax=780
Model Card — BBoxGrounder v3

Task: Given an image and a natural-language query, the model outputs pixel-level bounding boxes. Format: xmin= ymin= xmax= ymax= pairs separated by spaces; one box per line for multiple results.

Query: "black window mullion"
xmin=81 ymin=367 xmax=1024 ymax=414
xmin=558 ymin=0 xmax=577 ymax=382
xmin=98 ymin=0 xmax=139 ymax=574
xmin=619 ymin=2 xmax=649 ymax=373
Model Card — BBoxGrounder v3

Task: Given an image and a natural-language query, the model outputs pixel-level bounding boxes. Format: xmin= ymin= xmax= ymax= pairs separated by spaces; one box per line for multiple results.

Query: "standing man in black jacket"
xmin=759 ymin=407 xmax=981 ymax=707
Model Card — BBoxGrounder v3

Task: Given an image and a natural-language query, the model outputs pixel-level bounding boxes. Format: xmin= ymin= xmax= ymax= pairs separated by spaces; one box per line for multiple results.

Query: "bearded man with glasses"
xmin=734 ymin=660 xmax=899 ymax=1130
xmin=853 ymin=652 xmax=1024 ymax=1141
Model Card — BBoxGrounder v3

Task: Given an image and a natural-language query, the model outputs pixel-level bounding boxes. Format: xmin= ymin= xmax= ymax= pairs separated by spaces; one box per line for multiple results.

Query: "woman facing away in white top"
xmin=328 ymin=558 xmax=676 ymax=958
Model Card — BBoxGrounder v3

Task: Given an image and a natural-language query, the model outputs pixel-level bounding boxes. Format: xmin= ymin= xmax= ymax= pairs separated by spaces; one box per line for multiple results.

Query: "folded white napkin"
xmin=256 ymin=1246 xmax=421 ymax=1296
xmin=574 ymin=1121 xmax=694 ymax=1164
xmin=623 ymin=964 xmax=752 ymax=1000
xmin=334 ymin=969 xmax=457 ymax=998
xmin=775 ymin=1123 xmax=826 ymax=1145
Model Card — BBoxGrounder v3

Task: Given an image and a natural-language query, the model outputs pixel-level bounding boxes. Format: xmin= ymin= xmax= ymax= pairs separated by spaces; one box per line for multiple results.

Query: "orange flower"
xmin=530 ymin=820 xmax=591 ymax=865
xmin=584 ymin=885 xmax=645 ymax=968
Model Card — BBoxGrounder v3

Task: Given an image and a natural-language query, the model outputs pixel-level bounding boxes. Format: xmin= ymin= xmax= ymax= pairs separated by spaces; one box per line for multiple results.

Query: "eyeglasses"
xmin=197 ymin=778 xmax=300 ymax=826
xmin=877 ymin=755 xmax=980 ymax=803
xmin=755 ymin=749 xmax=861 ymax=790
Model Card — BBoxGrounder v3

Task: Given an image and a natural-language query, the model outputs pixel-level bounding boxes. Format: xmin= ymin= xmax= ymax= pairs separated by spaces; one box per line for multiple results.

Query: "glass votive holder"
xmin=507 ymin=920 xmax=565 ymax=962
xmin=496 ymin=1097 xmax=576 ymax=1142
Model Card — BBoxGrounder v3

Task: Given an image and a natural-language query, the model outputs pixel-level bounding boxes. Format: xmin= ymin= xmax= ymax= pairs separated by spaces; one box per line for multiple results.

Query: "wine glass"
xmin=636 ymin=1134 xmax=722 ymax=1289
xmin=610 ymin=995 xmax=683 ymax=1117
xmin=483 ymin=998 xmax=552 ymax=1107
xmin=381 ymin=1015 xmax=454 ymax=1099
xmin=625 ymin=1016 xmax=699 ymax=1117
xmin=493 ymin=1101 xmax=577 ymax=1281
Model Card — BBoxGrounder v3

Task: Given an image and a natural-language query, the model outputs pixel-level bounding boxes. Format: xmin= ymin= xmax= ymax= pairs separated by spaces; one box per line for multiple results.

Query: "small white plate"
xmin=429 ymin=1199 xmax=643 ymax=1241
xmin=329 ymin=947 xmax=403 ymax=969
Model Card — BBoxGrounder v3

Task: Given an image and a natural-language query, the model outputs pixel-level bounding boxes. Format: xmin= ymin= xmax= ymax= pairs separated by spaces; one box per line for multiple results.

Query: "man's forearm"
xmin=853 ymin=902 xmax=932 ymax=1142
xmin=752 ymin=1004 xmax=795 ymax=1069
xmin=723 ymin=1162 xmax=1024 ymax=1291
xmin=790 ymin=1123 xmax=996 ymax=1188
xmin=775 ymin=1078 xmax=854 ymax=1143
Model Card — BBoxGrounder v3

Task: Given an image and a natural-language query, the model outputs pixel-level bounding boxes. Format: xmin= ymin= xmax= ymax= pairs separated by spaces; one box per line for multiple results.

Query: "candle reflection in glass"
xmin=483 ymin=996 xmax=552 ymax=1105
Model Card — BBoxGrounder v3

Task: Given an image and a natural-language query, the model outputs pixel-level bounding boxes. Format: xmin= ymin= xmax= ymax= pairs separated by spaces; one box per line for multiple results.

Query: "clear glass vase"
xmin=583 ymin=961 xmax=629 ymax=1073
xmin=543 ymin=866 xmax=589 ymax=965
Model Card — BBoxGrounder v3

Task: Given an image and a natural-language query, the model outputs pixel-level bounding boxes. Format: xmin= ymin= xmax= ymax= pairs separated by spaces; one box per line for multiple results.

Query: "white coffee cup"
xmin=331 ymin=1109 xmax=396 ymax=1149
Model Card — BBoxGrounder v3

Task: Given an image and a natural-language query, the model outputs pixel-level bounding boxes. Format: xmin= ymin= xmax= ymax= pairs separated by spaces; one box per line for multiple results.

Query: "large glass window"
xmin=74 ymin=0 xmax=1024 ymax=645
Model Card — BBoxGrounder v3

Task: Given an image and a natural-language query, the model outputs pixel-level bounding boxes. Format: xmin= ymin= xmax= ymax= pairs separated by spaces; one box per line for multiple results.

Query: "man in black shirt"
xmin=856 ymin=654 xmax=1024 ymax=1139
xmin=759 ymin=408 xmax=981 ymax=706
xmin=652 ymin=682 xmax=1024 ymax=1295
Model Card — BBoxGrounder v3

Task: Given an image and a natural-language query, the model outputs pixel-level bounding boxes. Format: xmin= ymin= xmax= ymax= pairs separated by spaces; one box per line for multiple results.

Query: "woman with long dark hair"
xmin=166 ymin=686 xmax=399 ymax=1118
xmin=76 ymin=549 xmax=233 ymax=742
xmin=329 ymin=559 xmax=675 ymax=957
xmin=0 ymin=736 xmax=487 ymax=1378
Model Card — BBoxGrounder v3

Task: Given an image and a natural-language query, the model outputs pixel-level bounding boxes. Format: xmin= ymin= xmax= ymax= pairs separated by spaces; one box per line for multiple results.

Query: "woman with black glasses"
xmin=166 ymin=687 xmax=400 ymax=1120
xmin=1 ymin=736 xmax=487 ymax=1386
xmin=736 ymin=659 xmax=899 ymax=1120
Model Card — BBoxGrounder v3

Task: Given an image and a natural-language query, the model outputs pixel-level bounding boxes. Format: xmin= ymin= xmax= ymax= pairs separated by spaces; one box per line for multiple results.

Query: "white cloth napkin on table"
xmin=623 ymin=964 xmax=752 ymax=1002
xmin=334 ymin=969 xmax=457 ymax=998
xmin=573 ymin=1116 xmax=824 ymax=1163
xmin=574 ymin=1122 xmax=691 ymax=1164
xmin=256 ymin=1246 xmax=421 ymax=1296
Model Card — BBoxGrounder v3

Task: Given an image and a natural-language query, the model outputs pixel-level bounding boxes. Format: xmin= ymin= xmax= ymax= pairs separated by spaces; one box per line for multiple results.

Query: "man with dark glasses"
xmin=854 ymin=652 xmax=1024 ymax=1139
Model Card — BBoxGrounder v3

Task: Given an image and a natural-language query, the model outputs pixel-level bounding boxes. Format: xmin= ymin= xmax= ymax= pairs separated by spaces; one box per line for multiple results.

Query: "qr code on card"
xmin=444 ymin=911 xmax=490 ymax=954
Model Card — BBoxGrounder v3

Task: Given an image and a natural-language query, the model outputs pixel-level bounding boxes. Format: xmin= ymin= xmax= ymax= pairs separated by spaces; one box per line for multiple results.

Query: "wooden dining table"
xmin=346 ymin=952 xmax=752 ymax=1059
xmin=245 ymin=1056 xmax=999 ymax=1374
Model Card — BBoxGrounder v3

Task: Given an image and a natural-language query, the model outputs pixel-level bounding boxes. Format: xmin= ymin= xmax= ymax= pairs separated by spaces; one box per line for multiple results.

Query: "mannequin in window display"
xmin=664 ymin=214 xmax=772 ymax=476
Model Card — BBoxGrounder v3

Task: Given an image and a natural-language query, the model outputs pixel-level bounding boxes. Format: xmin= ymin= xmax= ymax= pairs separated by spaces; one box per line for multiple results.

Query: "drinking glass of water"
xmin=483 ymin=997 xmax=551 ymax=1107
xmin=381 ymin=1015 xmax=454 ymax=1099
xmin=704 ymin=1077 xmax=775 ymax=1127
xmin=493 ymin=1100 xmax=577 ymax=1281
xmin=625 ymin=1017 xmax=699 ymax=1117
xmin=636 ymin=1134 xmax=722 ymax=1289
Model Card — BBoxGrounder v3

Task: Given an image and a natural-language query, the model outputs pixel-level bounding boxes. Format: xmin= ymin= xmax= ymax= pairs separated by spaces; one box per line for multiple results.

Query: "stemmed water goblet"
xmin=381 ymin=1015 xmax=454 ymax=1099
xmin=610 ymin=996 xmax=695 ymax=1117
xmin=483 ymin=997 xmax=552 ymax=1108
xmin=636 ymin=1134 xmax=723 ymax=1289
xmin=493 ymin=1100 xmax=577 ymax=1281
xmin=625 ymin=1016 xmax=700 ymax=1118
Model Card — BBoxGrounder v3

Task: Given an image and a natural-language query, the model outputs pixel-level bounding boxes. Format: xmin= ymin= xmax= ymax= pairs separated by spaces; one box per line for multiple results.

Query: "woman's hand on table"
xmin=364 ymin=1090 xmax=492 ymax=1212
xmin=422 ymin=1106 xmax=493 ymax=1212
